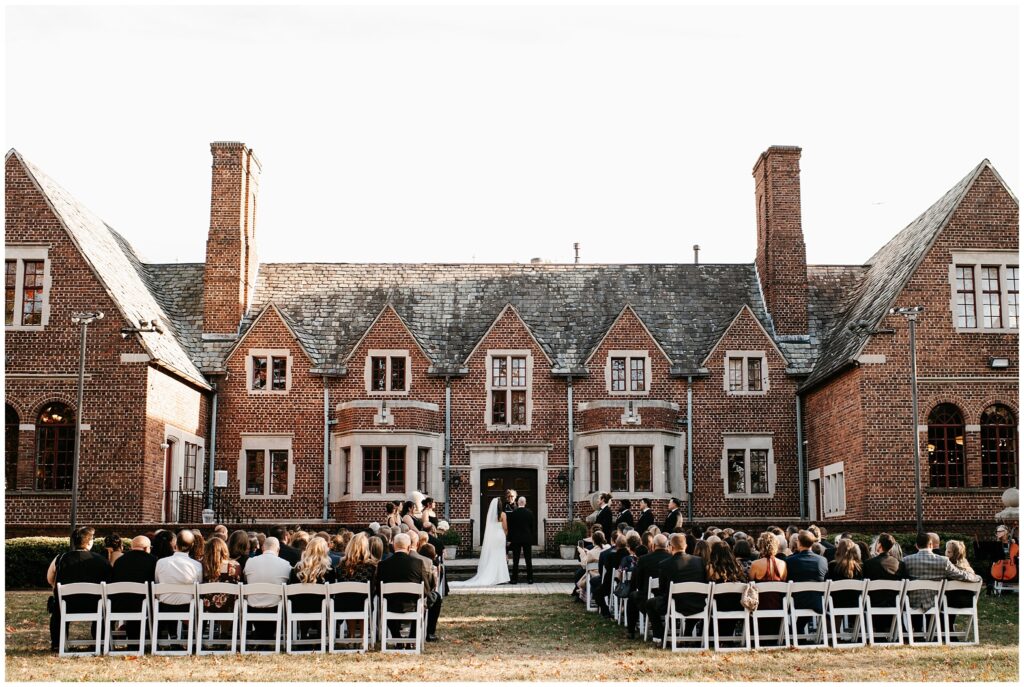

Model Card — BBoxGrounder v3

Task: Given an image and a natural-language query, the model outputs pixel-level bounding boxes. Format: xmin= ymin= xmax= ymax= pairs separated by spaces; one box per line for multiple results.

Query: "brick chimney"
xmin=203 ymin=141 xmax=260 ymax=335
xmin=752 ymin=145 xmax=808 ymax=335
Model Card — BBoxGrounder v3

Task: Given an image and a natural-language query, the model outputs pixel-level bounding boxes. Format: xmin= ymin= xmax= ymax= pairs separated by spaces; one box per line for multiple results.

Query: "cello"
xmin=991 ymin=527 xmax=1019 ymax=582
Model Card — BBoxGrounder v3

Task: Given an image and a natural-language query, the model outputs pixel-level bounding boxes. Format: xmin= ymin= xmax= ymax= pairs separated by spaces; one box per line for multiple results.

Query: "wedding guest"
xmin=329 ymin=535 xmax=345 ymax=566
xmin=706 ymin=541 xmax=747 ymax=636
xmin=635 ymin=498 xmax=655 ymax=533
xmin=212 ymin=524 xmax=229 ymax=541
xmin=421 ymin=497 xmax=439 ymax=528
xmin=228 ymin=530 xmax=251 ymax=573
xmin=244 ymin=537 xmax=293 ymax=640
xmin=385 ymin=502 xmax=403 ymax=528
xmin=597 ymin=532 xmax=630 ymax=617
xmin=289 ymin=538 xmax=337 ymax=640
xmin=787 ymin=531 xmax=828 ymax=633
xmin=733 ymin=538 xmax=754 ymax=574
xmin=827 ymin=538 xmax=864 ymax=609
xmin=105 ymin=533 xmax=124 ymax=566
xmin=154 ymin=531 xmax=202 ymax=639
xmin=376 ymin=533 xmax=428 ymax=645
xmin=47 ymin=526 xmax=110 ymax=651
xmin=190 ymin=530 xmax=206 ymax=564
xmin=369 ymin=535 xmax=386 ymax=562
xmin=646 ymin=533 xmax=706 ymax=641
xmin=201 ymin=538 xmax=241 ymax=638
xmin=944 ymin=540 xmax=976 ymax=631
xmin=627 ymin=533 xmax=670 ymax=639
xmin=401 ymin=501 xmax=420 ymax=532
xmin=291 ymin=531 xmax=310 ymax=553
xmin=749 ymin=531 xmax=787 ymax=638
xmin=270 ymin=526 xmax=301 ymax=566
xmin=574 ymin=531 xmax=608 ymax=598
xmin=110 ymin=535 xmax=155 ymax=642
xmin=334 ymin=533 xmax=379 ymax=641
xmin=151 ymin=530 xmax=175 ymax=560
xmin=691 ymin=539 xmax=712 ymax=566
xmin=615 ymin=499 xmax=635 ymax=529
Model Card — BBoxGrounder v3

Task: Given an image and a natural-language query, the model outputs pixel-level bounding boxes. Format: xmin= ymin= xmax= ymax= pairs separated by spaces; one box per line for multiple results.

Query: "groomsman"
xmin=661 ymin=497 xmax=684 ymax=533
xmin=595 ymin=493 xmax=614 ymax=536
xmin=635 ymin=498 xmax=655 ymax=532
xmin=615 ymin=499 xmax=634 ymax=529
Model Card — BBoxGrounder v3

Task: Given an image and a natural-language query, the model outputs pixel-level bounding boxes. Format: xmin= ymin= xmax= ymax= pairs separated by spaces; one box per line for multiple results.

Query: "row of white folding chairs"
xmin=650 ymin=578 xmax=982 ymax=652
xmin=56 ymin=580 xmax=426 ymax=657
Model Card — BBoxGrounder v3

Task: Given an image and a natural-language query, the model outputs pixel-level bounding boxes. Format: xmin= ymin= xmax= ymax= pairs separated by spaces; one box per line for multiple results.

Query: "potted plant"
xmin=554 ymin=520 xmax=587 ymax=560
xmin=440 ymin=527 xmax=461 ymax=560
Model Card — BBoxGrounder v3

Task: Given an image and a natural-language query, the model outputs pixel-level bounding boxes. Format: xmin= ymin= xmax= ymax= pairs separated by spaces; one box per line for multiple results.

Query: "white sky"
xmin=5 ymin=2 xmax=1020 ymax=266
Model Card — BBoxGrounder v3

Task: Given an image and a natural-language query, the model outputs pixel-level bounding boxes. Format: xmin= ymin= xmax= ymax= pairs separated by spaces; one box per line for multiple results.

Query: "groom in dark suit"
xmin=507 ymin=496 xmax=535 ymax=585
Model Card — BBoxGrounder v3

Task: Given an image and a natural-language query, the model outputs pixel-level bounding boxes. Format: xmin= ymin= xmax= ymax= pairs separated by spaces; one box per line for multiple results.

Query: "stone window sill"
xmin=925 ymin=487 xmax=1009 ymax=495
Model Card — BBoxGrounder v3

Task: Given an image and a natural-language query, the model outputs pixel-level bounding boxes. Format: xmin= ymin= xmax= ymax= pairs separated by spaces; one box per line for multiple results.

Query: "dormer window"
xmin=605 ymin=350 xmax=651 ymax=395
xmin=724 ymin=351 xmax=768 ymax=395
xmin=247 ymin=349 xmax=291 ymax=393
xmin=486 ymin=350 xmax=532 ymax=429
xmin=365 ymin=350 xmax=410 ymax=394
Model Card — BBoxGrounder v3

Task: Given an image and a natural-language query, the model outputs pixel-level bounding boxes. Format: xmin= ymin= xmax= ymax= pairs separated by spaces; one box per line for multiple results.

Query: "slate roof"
xmin=800 ymin=159 xmax=995 ymax=391
xmin=11 ymin=151 xmax=210 ymax=389
xmin=224 ymin=262 xmax=779 ymax=376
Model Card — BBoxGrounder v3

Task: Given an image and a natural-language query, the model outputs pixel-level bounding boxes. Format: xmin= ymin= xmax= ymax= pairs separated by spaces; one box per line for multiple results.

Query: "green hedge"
xmin=4 ymin=537 xmax=121 ymax=589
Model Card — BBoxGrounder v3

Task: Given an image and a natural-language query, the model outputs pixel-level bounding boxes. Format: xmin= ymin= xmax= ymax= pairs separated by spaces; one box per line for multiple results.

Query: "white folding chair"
xmin=584 ymin=561 xmax=599 ymax=612
xmin=710 ymin=582 xmax=750 ymax=651
xmin=902 ymin=580 xmax=944 ymax=646
xmin=615 ymin=570 xmax=631 ymax=626
xmin=102 ymin=581 xmax=149 ymax=656
xmin=864 ymin=579 xmax=906 ymax=646
xmin=380 ymin=582 xmax=425 ymax=654
xmin=240 ymin=583 xmax=285 ymax=654
xmin=56 ymin=582 xmax=104 ymax=657
xmin=750 ymin=581 xmax=791 ymax=650
xmin=941 ymin=580 xmax=982 ymax=645
xmin=826 ymin=579 xmax=866 ymax=648
xmin=788 ymin=581 xmax=830 ymax=649
xmin=196 ymin=582 xmax=241 ymax=655
xmin=640 ymin=578 xmax=659 ymax=641
xmin=150 ymin=582 xmax=197 ymax=656
xmin=284 ymin=583 xmax=328 ymax=653
xmin=328 ymin=581 xmax=372 ymax=653
xmin=662 ymin=581 xmax=712 ymax=652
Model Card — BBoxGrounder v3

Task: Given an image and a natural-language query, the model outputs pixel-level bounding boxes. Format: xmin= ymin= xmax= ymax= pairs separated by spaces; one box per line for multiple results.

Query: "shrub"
xmin=439 ymin=528 xmax=461 ymax=546
xmin=553 ymin=520 xmax=588 ymax=546
xmin=4 ymin=536 xmax=121 ymax=589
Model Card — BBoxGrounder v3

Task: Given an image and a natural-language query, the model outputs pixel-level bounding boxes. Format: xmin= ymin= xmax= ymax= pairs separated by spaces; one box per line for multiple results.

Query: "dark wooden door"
xmin=479 ymin=468 xmax=538 ymax=545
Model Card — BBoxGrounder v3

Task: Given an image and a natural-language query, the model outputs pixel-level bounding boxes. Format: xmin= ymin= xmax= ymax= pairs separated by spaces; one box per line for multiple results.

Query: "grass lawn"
xmin=4 ymin=590 xmax=1019 ymax=682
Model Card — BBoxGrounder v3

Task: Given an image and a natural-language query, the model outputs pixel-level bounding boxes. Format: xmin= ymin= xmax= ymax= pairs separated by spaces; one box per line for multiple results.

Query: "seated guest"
xmin=244 ymin=537 xmax=293 ymax=640
xmin=827 ymin=538 xmax=864 ymax=609
xmin=574 ymin=531 xmax=608 ymax=598
xmin=706 ymin=541 xmax=747 ymax=636
xmin=944 ymin=539 xmax=977 ymax=631
xmin=597 ymin=532 xmax=629 ymax=617
xmin=288 ymin=538 xmax=336 ymax=641
xmin=47 ymin=526 xmax=111 ymax=651
xmin=615 ymin=499 xmax=635 ymax=529
xmin=691 ymin=539 xmax=712 ymax=566
xmin=863 ymin=532 xmax=907 ymax=633
xmin=786 ymin=530 xmax=828 ymax=633
xmin=749 ymin=531 xmax=787 ymax=638
xmin=110 ymin=535 xmax=155 ymax=641
xmin=291 ymin=531 xmax=310 ymax=554
xmin=175 ymin=529 xmax=198 ymax=559
xmin=201 ymin=537 xmax=241 ymax=638
xmin=903 ymin=532 xmax=980 ymax=611
xmin=627 ymin=533 xmax=670 ymax=638
xmin=329 ymin=535 xmax=345 ymax=567
xmin=418 ymin=543 xmax=444 ymax=641
xmin=811 ymin=542 xmax=826 ymax=557
xmin=369 ymin=535 xmax=386 ymax=562
xmin=270 ymin=526 xmax=301 ymax=566
xmin=105 ymin=533 xmax=124 ymax=566
xmin=212 ymin=524 xmax=229 ymax=541
xmin=646 ymin=533 xmax=706 ymax=642
xmin=334 ymin=533 xmax=379 ymax=641
xmin=733 ymin=538 xmax=754 ymax=574
xmin=190 ymin=530 xmax=206 ymax=564
xmin=153 ymin=531 xmax=203 ymax=639
xmin=376 ymin=533 xmax=428 ymax=644
xmin=151 ymin=530 xmax=175 ymax=560
xmin=228 ymin=530 xmax=251 ymax=573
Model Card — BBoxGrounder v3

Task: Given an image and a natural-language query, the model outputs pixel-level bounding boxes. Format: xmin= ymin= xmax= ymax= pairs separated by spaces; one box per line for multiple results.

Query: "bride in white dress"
xmin=451 ymin=497 xmax=510 ymax=587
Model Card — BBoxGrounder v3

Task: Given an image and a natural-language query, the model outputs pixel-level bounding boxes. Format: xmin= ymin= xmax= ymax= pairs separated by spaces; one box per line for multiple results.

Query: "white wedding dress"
xmin=451 ymin=497 xmax=510 ymax=587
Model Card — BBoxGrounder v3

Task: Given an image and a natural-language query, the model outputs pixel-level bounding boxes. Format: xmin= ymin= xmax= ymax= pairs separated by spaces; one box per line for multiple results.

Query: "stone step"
xmin=443 ymin=557 xmax=578 ymax=581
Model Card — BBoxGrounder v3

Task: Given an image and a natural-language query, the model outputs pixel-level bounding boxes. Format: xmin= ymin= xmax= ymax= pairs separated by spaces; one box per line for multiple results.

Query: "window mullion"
xmin=973 ymin=263 xmax=983 ymax=329
xmin=745 ymin=448 xmax=752 ymax=496
xmin=13 ymin=260 xmax=24 ymax=326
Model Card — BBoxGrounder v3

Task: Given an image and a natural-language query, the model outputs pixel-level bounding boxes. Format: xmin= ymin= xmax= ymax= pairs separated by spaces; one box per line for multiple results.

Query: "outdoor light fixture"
xmin=989 ymin=357 xmax=1011 ymax=369
xmin=556 ymin=470 xmax=569 ymax=487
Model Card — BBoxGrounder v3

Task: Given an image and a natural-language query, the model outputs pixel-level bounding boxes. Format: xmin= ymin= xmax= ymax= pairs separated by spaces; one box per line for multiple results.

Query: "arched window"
xmin=35 ymin=402 xmax=74 ymax=491
xmin=927 ymin=404 xmax=965 ymax=488
xmin=5 ymin=404 xmax=18 ymax=489
xmin=981 ymin=405 xmax=1017 ymax=488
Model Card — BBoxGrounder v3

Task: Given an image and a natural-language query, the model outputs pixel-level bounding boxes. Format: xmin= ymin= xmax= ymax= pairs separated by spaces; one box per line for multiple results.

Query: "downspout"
xmin=206 ymin=387 xmax=218 ymax=511
xmin=796 ymin=394 xmax=806 ymax=520
xmin=567 ymin=378 xmax=574 ymax=520
xmin=444 ymin=377 xmax=452 ymax=522
xmin=323 ymin=381 xmax=330 ymax=521
xmin=686 ymin=376 xmax=694 ymax=523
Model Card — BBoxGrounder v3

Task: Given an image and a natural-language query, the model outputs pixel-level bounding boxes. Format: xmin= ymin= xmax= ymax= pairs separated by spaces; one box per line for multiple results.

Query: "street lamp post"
xmin=890 ymin=306 xmax=925 ymax=534
xmin=69 ymin=311 xmax=104 ymax=536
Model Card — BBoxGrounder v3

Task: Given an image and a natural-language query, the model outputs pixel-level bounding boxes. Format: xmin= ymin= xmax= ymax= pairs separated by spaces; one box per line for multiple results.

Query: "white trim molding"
xmin=364 ymin=349 xmax=411 ymax=395
xmin=4 ymin=245 xmax=52 ymax=330
xmin=245 ymin=348 xmax=293 ymax=395
xmin=575 ymin=429 xmax=685 ymax=500
xmin=948 ymin=251 xmax=1019 ymax=333
xmin=723 ymin=350 xmax=769 ymax=396
xmin=720 ymin=434 xmax=776 ymax=499
xmin=331 ymin=431 xmax=444 ymax=502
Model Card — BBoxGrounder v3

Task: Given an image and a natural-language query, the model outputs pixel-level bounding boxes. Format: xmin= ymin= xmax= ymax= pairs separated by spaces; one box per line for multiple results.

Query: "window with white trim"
xmin=417 ymin=447 xmax=429 ymax=492
xmin=605 ymin=350 xmax=651 ymax=394
xmin=5 ymin=247 xmax=51 ymax=329
xmin=247 ymin=349 xmax=291 ymax=393
xmin=723 ymin=351 xmax=768 ymax=395
xmin=949 ymin=254 xmax=1019 ymax=332
xmin=587 ymin=447 xmax=599 ymax=492
xmin=822 ymin=462 xmax=846 ymax=517
xmin=239 ymin=435 xmax=293 ymax=498
xmin=721 ymin=435 xmax=776 ymax=498
xmin=366 ymin=350 xmax=410 ymax=393
xmin=486 ymin=351 xmax=531 ymax=429
xmin=183 ymin=442 xmax=200 ymax=490
xmin=361 ymin=446 xmax=406 ymax=494
xmin=609 ymin=445 xmax=653 ymax=493
xmin=341 ymin=447 xmax=351 ymax=495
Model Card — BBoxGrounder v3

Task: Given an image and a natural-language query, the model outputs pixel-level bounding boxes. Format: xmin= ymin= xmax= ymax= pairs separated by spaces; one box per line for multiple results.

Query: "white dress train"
xmin=450 ymin=497 xmax=510 ymax=587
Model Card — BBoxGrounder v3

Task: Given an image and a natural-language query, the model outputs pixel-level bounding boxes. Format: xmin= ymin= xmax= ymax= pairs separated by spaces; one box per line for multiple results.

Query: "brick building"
xmin=5 ymin=143 xmax=1018 ymax=547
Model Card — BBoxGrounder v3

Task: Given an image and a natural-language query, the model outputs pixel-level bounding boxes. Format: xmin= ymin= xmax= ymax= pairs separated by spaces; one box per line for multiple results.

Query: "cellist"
xmin=986 ymin=524 xmax=1019 ymax=591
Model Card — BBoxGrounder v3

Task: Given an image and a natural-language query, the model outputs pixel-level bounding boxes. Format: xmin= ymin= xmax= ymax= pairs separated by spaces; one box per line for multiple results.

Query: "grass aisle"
xmin=4 ymin=590 xmax=1019 ymax=681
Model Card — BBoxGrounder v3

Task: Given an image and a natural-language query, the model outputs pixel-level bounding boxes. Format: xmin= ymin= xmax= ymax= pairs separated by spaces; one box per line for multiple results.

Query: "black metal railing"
xmin=162 ymin=486 xmax=254 ymax=525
